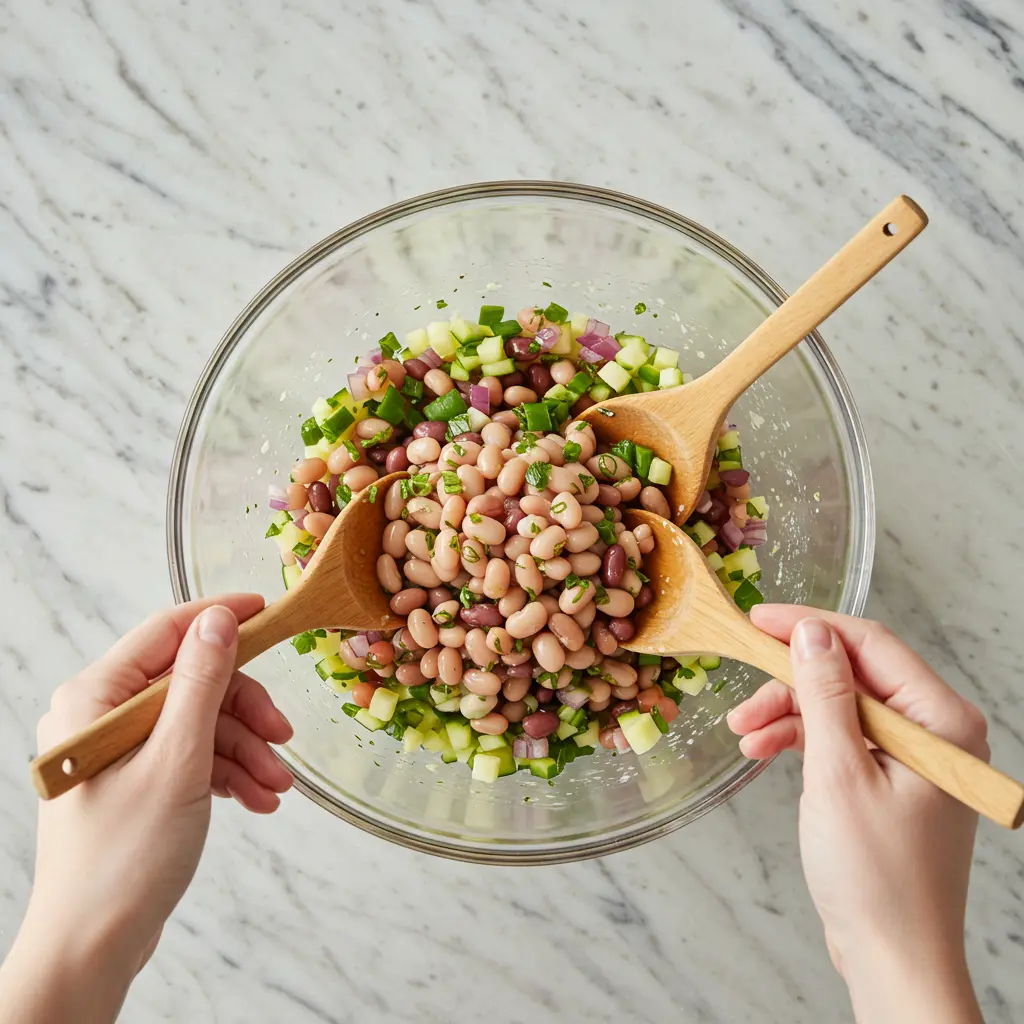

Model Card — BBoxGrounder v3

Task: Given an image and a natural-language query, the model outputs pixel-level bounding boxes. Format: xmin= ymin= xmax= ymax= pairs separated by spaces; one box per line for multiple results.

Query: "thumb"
xmin=790 ymin=617 xmax=874 ymax=779
xmin=149 ymin=605 xmax=238 ymax=778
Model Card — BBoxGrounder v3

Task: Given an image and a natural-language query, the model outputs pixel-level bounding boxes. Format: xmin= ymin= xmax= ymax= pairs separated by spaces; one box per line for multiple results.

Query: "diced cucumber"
xmin=422 ymin=731 xmax=450 ymax=753
xmin=544 ymin=383 xmax=574 ymax=403
xmin=456 ymin=349 xmax=482 ymax=371
xmin=528 ymin=757 xmax=558 ymax=779
xmin=304 ymin=437 xmax=339 ymax=461
xmin=718 ymin=430 xmax=740 ymax=451
xmin=274 ymin=521 xmax=312 ymax=554
xmin=588 ymin=382 xmax=613 ymax=402
xmin=652 ymin=346 xmax=680 ymax=370
xmin=636 ymin=364 xmax=661 ymax=387
xmin=699 ymin=655 xmax=721 ymax=671
xmin=467 ymin=408 xmax=490 ymax=432
xmin=435 ymin=696 xmax=462 ymax=713
xmin=556 ymin=704 xmax=578 ymax=723
xmin=481 ymin=357 xmax=516 ymax=376
xmin=637 ymin=380 xmax=656 ymax=393
xmin=471 ymin=753 xmax=501 ymax=783
xmin=648 ymin=457 xmax=672 ymax=485
xmin=659 ymin=367 xmax=684 ymax=388
xmin=313 ymin=631 xmax=341 ymax=658
xmin=615 ymin=341 xmax=650 ymax=371
xmin=403 ymin=727 xmax=425 ymax=753
xmin=552 ymin=323 xmax=574 ymax=354
xmin=722 ymin=547 xmax=760 ymax=580
xmin=574 ymin=720 xmax=601 ymax=748
xmin=427 ymin=321 xmax=457 ymax=359
xmin=476 ymin=335 xmax=505 ymax=364
xmin=747 ymin=495 xmax=769 ymax=520
xmin=675 ymin=664 xmax=709 ymax=695
xmin=617 ymin=710 xmax=662 ymax=754
xmin=268 ymin=510 xmax=291 ymax=531
xmin=615 ymin=333 xmax=646 ymax=347
xmin=450 ymin=317 xmax=488 ymax=344
xmin=687 ymin=520 xmax=716 ymax=547
xmin=705 ymin=552 xmax=725 ymax=573
xmin=405 ymin=328 xmax=431 ymax=355
xmin=556 ymin=720 xmax=578 ymax=740
xmin=282 ymin=563 xmax=302 ymax=590
xmin=598 ymin=361 xmax=632 ymax=393
xmin=449 ymin=361 xmax=471 ymax=381
xmin=441 ymin=748 xmax=458 ymax=764
xmin=368 ymin=687 xmax=399 ymax=722
xmin=446 ymin=720 xmax=474 ymax=750
xmin=455 ymin=744 xmax=476 ymax=765
xmin=354 ymin=708 xmax=385 ymax=732
xmin=570 ymin=311 xmax=590 ymax=338
xmin=315 ymin=654 xmax=354 ymax=681
xmin=676 ymin=655 xmax=699 ymax=668
xmin=718 ymin=460 xmax=743 ymax=472
xmin=477 ymin=734 xmax=507 ymax=751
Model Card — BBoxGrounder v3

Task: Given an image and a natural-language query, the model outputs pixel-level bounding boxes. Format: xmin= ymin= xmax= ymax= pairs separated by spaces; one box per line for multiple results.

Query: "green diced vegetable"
xmin=300 ymin=417 xmax=323 ymax=445
xmin=492 ymin=320 xmax=522 ymax=339
xmin=542 ymin=302 xmax=568 ymax=323
xmin=733 ymin=578 xmax=764 ymax=613
xmin=479 ymin=304 xmax=504 ymax=327
xmin=698 ymin=655 xmax=721 ymax=671
xmin=528 ymin=757 xmax=558 ymax=779
xmin=523 ymin=403 xmax=553 ymax=432
xmin=718 ymin=430 xmax=740 ymax=451
xmin=375 ymin=385 xmax=407 ymax=425
xmin=636 ymin=364 xmax=661 ymax=387
xmin=319 ymin=405 xmax=354 ymax=443
xmin=617 ymin=711 xmax=662 ymax=754
xmin=688 ymin=520 xmax=716 ymax=547
xmin=652 ymin=347 xmax=680 ymax=370
xmin=401 ymin=377 xmax=424 ymax=402
xmin=424 ymin=390 xmax=468 ymax=422
xmin=403 ymin=405 xmax=426 ymax=430
xmin=648 ymin=457 xmax=672 ymax=485
xmin=659 ymin=368 xmax=684 ymax=388
xmin=378 ymin=331 xmax=401 ymax=359
xmin=481 ymin=357 xmax=516 ymax=376
xmin=637 ymin=653 xmax=662 ymax=666
xmin=566 ymin=371 xmax=592 ymax=396
xmin=718 ymin=446 xmax=742 ymax=466
xmin=562 ymin=440 xmax=582 ymax=462
xmin=446 ymin=413 xmax=472 ymax=440
xmin=597 ymin=361 xmax=631 ymax=393
xmin=524 ymin=462 xmax=553 ymax=489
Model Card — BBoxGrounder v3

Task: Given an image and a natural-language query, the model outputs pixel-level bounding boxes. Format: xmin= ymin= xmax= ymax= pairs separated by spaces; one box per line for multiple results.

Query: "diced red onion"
xmin=364 ymin=630 xmax=383 ymax=645
xmin=695 ymin=490 xmax=712 ymax=514
xmin=505 ymin=663 xmax=532 ymax=678
xmin=720 ymin=469 xmax=750 ymax=487
xmin=744 ymin=521 xmax=768 ymax=547
xmin=348 ymin=372 xmax=369 ymax=402
xmin=513 ymin=737 xmax=529 ymax=759
xmin=420 ymin=348 xmax=443 ymax=369
xmin=296 ymin=554 xmax=310 ymax=570
xmin=719 ymin=519 xmax=744 ymax=552
xmin=268 ymin=497 xmax=289 ymax=511
xmin=535 ymin=326 xmax=561 ymax=352
xmin=588 ymin=337 xmax=623 ymax=362
xmin=706 ymin=495 xmax=731 ymax=526
xmin=527 ymin=736 xmax=549 ymax=759
xmin=348 ymin=634 xmax=370 ymax=658
xmin=586 ymin=318 xmax=610 ymax=337
xmin=469 ymin=384 xmax=491 ymax=415
xmin=290 ymin=508 xmax=307 ymax=530
xmin=578 ymin=346 xmax=604 ymax=364
xmin=369 ymin=348 xmax=382 ymax=364
xmin=612 ymin=728 xmax=630 ymax=753
xmin=455 ymin=379 xmax=472 ymax=395
xmin=556 ymin=687 xmax=590 ymax=709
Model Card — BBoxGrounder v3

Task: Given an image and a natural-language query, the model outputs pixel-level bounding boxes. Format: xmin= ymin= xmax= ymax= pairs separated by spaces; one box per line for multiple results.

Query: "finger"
xmin=726 ymin=680 xmax=799 ymax=735
xmin=212 ymin=755 xmax=282 ymax=814
xmin=223 ymin=672 xmax=294 ymax=745
xmin=214 ymin=714 xmax=293 ymax=793
xmin=147 ymin=606 xmax=238 ymax=780
xmin=738 ymin=715 xmax=805 ymax=760
xmin=789 ymin=618 xmax=876 ymax=780
xmin=751 ymin=605 xmax=987 ymax=754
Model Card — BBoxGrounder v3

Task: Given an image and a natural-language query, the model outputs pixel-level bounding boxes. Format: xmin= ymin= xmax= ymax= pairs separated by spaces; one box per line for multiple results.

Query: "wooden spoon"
xmin=31 ymin=472 xmax=408 ymax=800
xmin=579 ymin=196 xmax=928 ymax=522
xmin=624 ymin=509 xmax=1024 ymax=830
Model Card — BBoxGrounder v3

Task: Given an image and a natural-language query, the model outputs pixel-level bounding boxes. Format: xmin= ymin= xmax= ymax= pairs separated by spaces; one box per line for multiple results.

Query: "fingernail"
xmin=792 ymin=618 xmax=832 ymax=661
xmin=197 ymin=606 xmax=237 ymax=648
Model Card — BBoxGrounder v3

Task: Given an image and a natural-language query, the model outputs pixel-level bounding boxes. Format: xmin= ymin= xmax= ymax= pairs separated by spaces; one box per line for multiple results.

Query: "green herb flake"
xmin=436 ymin=299 xmax=448 ymax=309
xmin=343 ymin=439 xmax=362 ymax=462
xmin=368 ymin=485 xmax=378 ymax=503
xmin=441 ymin=471 xmax=463 ymax=494
xmin=524 ymin=462 xmax=553 ymax=490
xmin=265 ymin=522 xmax=282 ymax=538
xmin=542 ymin=302 xmax=568 ymax=323
xmin=634 ymin=301 xmax=647 ymax=315
xmin=562 ymin=440 xmax=582 ymax=462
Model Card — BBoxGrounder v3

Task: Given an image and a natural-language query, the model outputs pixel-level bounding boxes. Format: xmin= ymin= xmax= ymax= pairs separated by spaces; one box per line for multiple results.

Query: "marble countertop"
xmin=2 ymin=1 xmax=1023 ymax=1020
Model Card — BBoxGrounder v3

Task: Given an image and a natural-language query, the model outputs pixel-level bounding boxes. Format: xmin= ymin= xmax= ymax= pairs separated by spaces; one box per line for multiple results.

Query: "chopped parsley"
xmin=634 ymin=302 xmax=647 ymax=314
xmin=524 ymin=462 xmax=553 ymax=489
xmin=562 ymin=440 xmax=582 ymax=462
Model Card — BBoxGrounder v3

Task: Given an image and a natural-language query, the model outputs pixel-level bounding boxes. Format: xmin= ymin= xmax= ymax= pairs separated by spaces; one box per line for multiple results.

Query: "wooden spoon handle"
xmin=732 ymin=627 xmax=1024 ymax=829
xmin=703 ymin=196 xmax=928 ymax=413
xmin=29 ymin=601 xmax=302 ymax=800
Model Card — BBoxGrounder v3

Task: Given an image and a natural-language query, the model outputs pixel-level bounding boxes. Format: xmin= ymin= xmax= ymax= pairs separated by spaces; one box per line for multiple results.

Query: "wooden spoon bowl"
xmin=31 ymin=472 xmax=408 ymax=800
xmin=624 ymin=509 xmax=1024 ymax=830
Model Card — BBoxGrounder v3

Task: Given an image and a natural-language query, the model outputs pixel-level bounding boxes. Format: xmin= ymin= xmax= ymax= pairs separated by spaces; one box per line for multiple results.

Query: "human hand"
xmin=727 ymin=605 xmax=985 ymax=1024
xmin=0 ymin=596 xmax=294 ymax=1024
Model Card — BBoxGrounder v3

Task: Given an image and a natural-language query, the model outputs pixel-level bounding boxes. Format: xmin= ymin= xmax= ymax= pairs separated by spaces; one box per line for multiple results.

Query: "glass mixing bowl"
xmin=167 ymin=182 xmax=873 ymax=864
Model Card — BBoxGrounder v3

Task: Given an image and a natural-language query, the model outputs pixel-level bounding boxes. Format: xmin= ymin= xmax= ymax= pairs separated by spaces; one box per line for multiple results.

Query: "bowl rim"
xmin=167 ymin=180 xmax=875 ymax=864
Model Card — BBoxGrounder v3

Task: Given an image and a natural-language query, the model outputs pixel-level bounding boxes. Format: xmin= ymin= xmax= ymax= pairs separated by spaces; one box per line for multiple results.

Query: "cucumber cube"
xmin=476 ymin=335 xmax=505 ymax=364
xmin=556 ymin=720 xmax=578 ymax=740
xmin=471 ymin=753 xmax=501 ymax=783
xmin=528 ymin=757 xmax=558 ymax=779
xmin=551 ymin=323 xmax=573 ymax=354
xmin=598 ymin=361 xmax=632 ymax=393
xmin=615 ymin=341 xmax=650 ymax=371
xmin=675 ymin=664 xmax=709 ymax=695
xmin=405 ymin=328 xmax=431 ymax=355
xmin=477 ymin=734 xmax=508 ymax=751
xmin=421 ymin=731 xmax=449 ymax=753
xmin=718 ymin=430 xmax=740 ymax=452
xmin=449 ymin=361 xmax=471 ymax=381
xmin=313 ymin=632 xmax=342 ymax=658
xmin=688 ymin=520 xmax=716 ymax=547
xmin=569 ymin=311 xmax=590 ymax=338
xmin=354 ymin=708 xmax=385 ymax=732
xmin=617 ymin=711 xmax=662 ymax=754
xmin=588 ymin=382 xmax=613 ymax=402
xmin=427 ymin=321 xmax=457 ymax=359
xmin=747 ymin=496 xmax=769 ymax=520
xmin=573 ymin=720 xmax=601 ymax=747
xmin=544 ymin=383 xmax=574 ymax=403
xmin=403 ymin=727 xmax=425 ymax=753
xmin=480 ymin=357 xmax=516 ymax=377
xmin=648 ymin=457 xmax=672 ymax=485
xmin=652 ymin=347 xmax=680 ymax=370
xmin=281 ymin=563 xmax=302 ymax=590
xmin=446 ymin=721 xmax=474 ymax=750
xmin=705 ymin=552 xmax=725 ymax=572
xmin=455 ymin=744 xmax=476 ymax=765
xmin=368 ymin=687 xmax=399 ymax=722
xmin=659 ymin=367 xmax=684 ymax=388
xmin=450 ymin=317 xmax=487 ymax=344
xmin=699 ymin=655 xmax=722 ymax=671
xmin=636 ymin=364 xmax=661 ymax=386
xmin=722 ymin=547 xmax=760 ymax=580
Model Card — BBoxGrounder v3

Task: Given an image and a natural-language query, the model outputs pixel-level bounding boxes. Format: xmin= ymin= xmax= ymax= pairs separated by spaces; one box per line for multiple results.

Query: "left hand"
xmin=10 ymin=595 xmax=293 ymax=1013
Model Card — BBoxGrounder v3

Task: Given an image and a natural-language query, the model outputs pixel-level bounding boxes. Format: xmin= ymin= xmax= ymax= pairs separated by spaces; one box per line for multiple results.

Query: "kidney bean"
xmin=535 ymin=687 xmax=554 ymax=704
xmin=633 ymin=523 xmax=655 ymax=553
xmin=615 ymin=476 xmax=641 ymax=502
xmin=638 ymin=485 xmax=671 ymax=518
xmin=351 ymin=682 xmax=377 ymax=708
xmin=588 ymin=679 xmax=612 ymax=705
xmin=587 ymin=453 xmax=631 ymax=482
xmin=405 ymin=497 xmax=441 ymax=529
xmin=382 ymin=520 xmax=410 ymax=558
xmin=463 ymin=514 xmax=506 ymax=546
xmin=396 ymin=662 xmax=426 ymax=687
xmin=525 ymin=362 xmax=553 ymax=394
xmin=366 ymin=445 xmax=392 ymax=464
xmin=530 ymin=524 xmax=567 ymax=560
xmin=574 ymin=602 xmax=597 ymax=629
xmin=376 ymin=553 xmax=402 ymax=593
xmin=603 ymin=659 xmax=637 ymax=687
xmin=514 ymin=553 xmax=543 ymax=595
xmin=504 ymin=385 xmax=538 ymax=407
xmin=464 ymin=493 xmax=503 ymax=519
xmin=567 ymin=552 xmax=601 ymax=577
xmin=423 ymin=368 xmax=454 ymax=396
xmin=460 ymin=693 xmax=496 ymax=720
xmin=506 ymin=601 xmax=548 ymax=638
xmin=404 ymin=358 xmax=429 ymax=380
xmin=635 ymin=585 xmax=654 ymax=609
xmin=438 ymin=624 xmax=467 ymax=648
xmin=404 ymin=559 xmax=441 ymax=588
xmin=380 ymin=446 xmax=408 ymax=473
xmin=292 ymin=457 xmax=327 ymax=485
xmin=521 ymin=710 xmax=558 ymax=739
xmin=284 ymin=482 xmax=307 ymax=510
xmin=565 ymin=646 xmax=597 ymax=670
xmin=460 ymin=603 xmax=503 ymax=628
xmin=502 ymin=699 xmax=528 ymax=723
xmin=506 ymin=335 xmax=539 ymax=361
xmin=481 ymin=421 xmax=511 ymax=448
xmin=343 ymin=465 xmax=379 ymax=492
xmin=558 ymin=579 xmax=595 ymax=614
xmin=302 ymin=511 xmax=333 ymax=540
xmin=463 ymin=669 xmax=502 ymax=697
xmin=477 ymin=444 xmax=504 ymax=480
xmin=602 ymin=544 xmax=626 ymax=587
xmin=435 ymin=647 xmax=462 ymax=686
xmin=304 ymin=480 xmax=332 ymax=514
xmin=597 ymin=484 xmax=622 ymax=507
xmin=366 ymin=641 xmax=395 ymax=669
xmin=486 ymin=627 xmax=514 ymax=658
xmin=609 ymin=700 xmax=637 ymax=720
xmin=463 ymin=628 xmax=490 ymax=668
xmin=501 ymin=649 xmax=531 ymax=667
xmin=502 ymin=676 xmax=531 ymax=702
xmin=411 ymin=420 xmax=446 ymax=442
xmin=565 ymin=523 xmax=599 ymax=553
xmin=389 ymin=587 xmax=427 ymax=615
xmin=540 ymin=557 xmax=571 ymax=581
xmin=499 ymin=370 xmax=525 ymax=388
xmin=406 ymin=437 xmax=440 ymax=465
xmin=620 ymin=569 xmax=643 ymax=598
xmin=452 ymin=431 xmax=483 ymax=447
xmin=404 ymin=530 xmax=431 ymax=562
xmin=608 ymin=617 xmax=636 ymax=643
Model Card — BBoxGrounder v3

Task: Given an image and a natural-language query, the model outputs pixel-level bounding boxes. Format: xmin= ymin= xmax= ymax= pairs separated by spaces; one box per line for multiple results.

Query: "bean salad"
xmin=266 ymin=303 xmax=769 ymax=782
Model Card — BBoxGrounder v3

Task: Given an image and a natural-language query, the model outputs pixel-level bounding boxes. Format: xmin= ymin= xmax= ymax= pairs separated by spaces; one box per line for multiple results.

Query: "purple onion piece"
xmin=720 ymin=469 xmax=750 ymax=487
xmin=348 ymin=634 xmax=371 ymax=658
xmin=586 ymin=318 xmax=610 ymax=337
xmin=719 ymin=520 xmax=744 ymax=552
xmin=556 ymin=687 xmax=590 ymax=710
xmin=469 ymin=384 xmax=491 ymax=415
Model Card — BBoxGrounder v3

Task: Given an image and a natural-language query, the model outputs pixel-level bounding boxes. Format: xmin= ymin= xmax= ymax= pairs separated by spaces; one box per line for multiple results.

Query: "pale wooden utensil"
xmin=579 ymin=196 xmax=928 ymax=522
xmin=624 ymin=509 xmax=1024 ymax=830
xmin=31 ymin=472 xmax=408 ymax=800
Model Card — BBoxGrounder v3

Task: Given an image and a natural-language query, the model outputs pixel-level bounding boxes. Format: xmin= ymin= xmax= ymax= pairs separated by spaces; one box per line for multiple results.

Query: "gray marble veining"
xmin=1 ymin=1 xmax=1023 ymax=1021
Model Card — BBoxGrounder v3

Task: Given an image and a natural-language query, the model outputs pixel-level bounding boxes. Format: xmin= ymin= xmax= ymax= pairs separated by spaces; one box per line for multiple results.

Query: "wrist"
xmin=842 ymin=937 xmax=982 ymax=1024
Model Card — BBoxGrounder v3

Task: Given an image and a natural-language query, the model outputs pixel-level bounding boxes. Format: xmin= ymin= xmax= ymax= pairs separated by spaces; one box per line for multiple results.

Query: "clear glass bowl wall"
xmin=168 ymin=183 xmax=873 ymax=863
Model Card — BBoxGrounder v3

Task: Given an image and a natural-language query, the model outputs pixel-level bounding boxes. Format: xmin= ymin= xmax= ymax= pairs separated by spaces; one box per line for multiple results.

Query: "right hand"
xmin=727 ymin=606 xmax=986 ymax=1023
